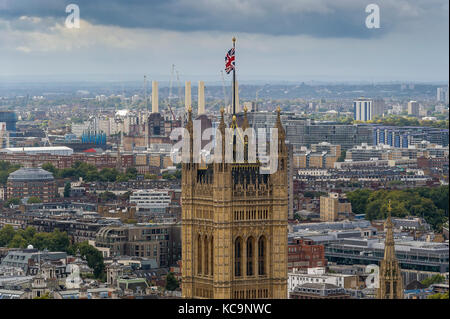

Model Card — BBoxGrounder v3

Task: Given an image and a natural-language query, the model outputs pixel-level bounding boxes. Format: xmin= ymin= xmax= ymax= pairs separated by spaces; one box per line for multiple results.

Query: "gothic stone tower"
xmin=377 ymin=201 xmax=404 ymax=299
xmin=182 ymin=107 xmax=288 ymax=299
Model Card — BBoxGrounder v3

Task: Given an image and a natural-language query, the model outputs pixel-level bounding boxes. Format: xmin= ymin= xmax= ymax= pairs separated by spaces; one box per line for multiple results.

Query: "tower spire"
xmin=383 ymin=200 xmax=395 ymax=260
xmin=377 ymin=199 xmax=404 ymax=299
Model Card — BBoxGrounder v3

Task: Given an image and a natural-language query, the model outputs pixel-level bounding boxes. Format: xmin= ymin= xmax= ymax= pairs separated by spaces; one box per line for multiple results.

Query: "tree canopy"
xmin=0 ymin=226 xmax=106 ymax=281
xmin=346 ymin=186 xmax=448 ymax=231
xmin=0 ymin=161 xmax=21 ymax=185
xmin=27 ymin=196 xmax=42 ymax=204
xmin=371 ymin=115 xmax=449 ymax=129
xmin=41 ymin=161 xmax=141 ymax=183
xmin=165 ymin=272 xmax=179 ymax=291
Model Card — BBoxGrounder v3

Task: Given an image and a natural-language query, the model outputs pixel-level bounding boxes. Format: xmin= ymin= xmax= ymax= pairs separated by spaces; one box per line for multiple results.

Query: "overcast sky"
xmin=0 ymin=0 xmax=448 ymax=82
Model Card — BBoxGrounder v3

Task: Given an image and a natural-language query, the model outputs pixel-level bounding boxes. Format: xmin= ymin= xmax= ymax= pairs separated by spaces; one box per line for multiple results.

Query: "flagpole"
xmin=232 ymin=36 xmax=236 ymax=116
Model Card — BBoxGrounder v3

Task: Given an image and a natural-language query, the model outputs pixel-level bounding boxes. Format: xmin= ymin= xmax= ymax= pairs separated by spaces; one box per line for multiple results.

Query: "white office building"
xmin=129 ymin=190 xmax=171 ymax=212
xmin=0 ymin=146 xmax=73 ymax=156
xmin=288 ymin=267 xmax=358 ymax=292
xmin=353 ymin=98 xmax=373 ymax=122
xmin=437 ymin=87 xmax=449 ymax=103
xmin=408 ymin=101 xmax=420 ymax=116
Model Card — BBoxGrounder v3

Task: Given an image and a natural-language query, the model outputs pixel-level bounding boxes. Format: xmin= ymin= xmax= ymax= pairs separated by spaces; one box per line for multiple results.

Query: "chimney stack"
xmin=198 ymin=81 xmax=205 ymax=115
xmin=185 ymin=81 xmax=191 ymax=112
xmin=152 ymin=81 xmax=158 ymax=113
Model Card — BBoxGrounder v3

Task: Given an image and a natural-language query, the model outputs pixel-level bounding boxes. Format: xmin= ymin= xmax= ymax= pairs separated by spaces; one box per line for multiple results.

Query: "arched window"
xmin=258 ymin=236 xmax=265 ymax=275
xmin=204 ymin=235 xmax=209 ymax=275
xmin=247 ymin=237 xmax=254 ymax=276
xmin=235 ymin=237 xmax=242 ymax=277
xmin=210 ymin=236 xmax=214 ymax=276
xmin=197 ymin=234 xmax=202 ymax=275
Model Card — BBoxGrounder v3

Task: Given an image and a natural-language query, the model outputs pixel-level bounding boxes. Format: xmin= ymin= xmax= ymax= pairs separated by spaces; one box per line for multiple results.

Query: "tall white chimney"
xmin=152 ymin=81 xmax=158 ymax=113
xmin=185 ymin=81 xmax=191 ymax=112
xmin=198 ymin=81 xmax=205 ymax=115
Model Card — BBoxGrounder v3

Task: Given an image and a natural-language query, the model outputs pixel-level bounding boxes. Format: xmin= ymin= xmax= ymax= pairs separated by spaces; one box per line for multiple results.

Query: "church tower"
xmin=181 ymin=106 xmax=288 ymax=299
xmin=377 ymin=200 xmax=404 ymax=299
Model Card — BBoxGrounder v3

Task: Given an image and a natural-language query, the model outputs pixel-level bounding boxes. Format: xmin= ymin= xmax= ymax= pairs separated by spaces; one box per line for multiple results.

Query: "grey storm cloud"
xmin=0 ymin=0 xmax=446 ymax=38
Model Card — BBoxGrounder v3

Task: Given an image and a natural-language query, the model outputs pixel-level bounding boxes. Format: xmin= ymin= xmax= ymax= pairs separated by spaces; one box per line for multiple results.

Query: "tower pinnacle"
xmin=377 ymin=199 xmax=404 ymax=299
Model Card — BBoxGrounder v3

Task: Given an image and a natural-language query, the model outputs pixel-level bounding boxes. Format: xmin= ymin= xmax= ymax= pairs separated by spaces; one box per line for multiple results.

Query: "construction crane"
xmin=255 ymin=87 xmax=264 ymax=113
xmin=167 ymin=64 xmax=177 ymax=121
xmin=43 ymin=120 xmax=52 ymax=146
xmin=143 ymin=75 xmax=149 ymax=150
xmin=176 ymin=69 xmax=183 ymax=111
xmin=143 ymin=75 xmax=148 ymax=113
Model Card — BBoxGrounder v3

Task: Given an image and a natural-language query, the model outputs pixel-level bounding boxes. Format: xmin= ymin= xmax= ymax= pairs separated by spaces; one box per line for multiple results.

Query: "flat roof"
xmin=1 ymin=146 xmax=73 ymax=151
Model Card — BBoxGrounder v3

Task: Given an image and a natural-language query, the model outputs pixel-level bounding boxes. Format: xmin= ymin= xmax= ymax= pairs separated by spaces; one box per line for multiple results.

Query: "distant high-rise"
xmin=407 ymin=101 xmax=419 ymax=116
xmin=372 ymin=99 xmax=386 ymax=118
xmin=0 ymin=111 xmax=17 ymax=132
xmin=152 ymin=81 xmax=159 ymax=113
xmin=437 ymin=87 xmax=449 ymax=103
xmin=353 ymin=98 xmax=373 ymax=122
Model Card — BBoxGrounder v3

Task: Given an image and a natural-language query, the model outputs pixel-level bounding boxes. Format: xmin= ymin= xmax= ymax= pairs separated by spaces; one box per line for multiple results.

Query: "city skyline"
xmin=0 ymin=0 xmax=448 ymax=305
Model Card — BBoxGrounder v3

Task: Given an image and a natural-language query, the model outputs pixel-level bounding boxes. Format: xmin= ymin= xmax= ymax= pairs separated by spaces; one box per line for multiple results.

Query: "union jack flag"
xmin=225 ymin=48 xmax=235 ymax=74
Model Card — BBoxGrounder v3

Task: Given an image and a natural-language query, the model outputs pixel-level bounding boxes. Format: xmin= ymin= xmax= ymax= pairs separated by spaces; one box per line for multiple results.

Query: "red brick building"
xmin=7 ymin=167 xmax=57 ymax=202
xmin=288 ymin=239 xmax=327 ymax=271
xmin=0 ymin=152 xmax=134 ymax=171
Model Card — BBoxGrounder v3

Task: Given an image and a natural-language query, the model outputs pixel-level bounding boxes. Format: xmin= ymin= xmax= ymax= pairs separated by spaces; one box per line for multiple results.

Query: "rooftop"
xmin=0 ymin=146 xmax=73 ymax=152
xmin=8 ymin=167 xmax=54 ymax=182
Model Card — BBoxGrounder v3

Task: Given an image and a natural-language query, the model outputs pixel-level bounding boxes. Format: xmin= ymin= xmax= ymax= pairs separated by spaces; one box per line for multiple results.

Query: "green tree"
xmin=49 ymin=229 xmax=71 ymax=252
xmin=125 ymin=167 xmax=138 ymax=180
xmin=27 ymin=196 xmax=42 ymax=204
xmin=116 ymin=173 xmax=129 ymax=182
xmin=23 ymin=226 xmax=36 ymax=242
xmin=70 ymin=241 xmax=106 ymax=280
xmin=0 ymin=225 xmax=16 ymax=247
xmin=3 ymin=197 xmax=21 ymax=208
xmin=100 ymin=191 xmax=117 ymax=202
xmin=42 ymin=163 xmax=58 ymax=175
xmin=99 ymin=168 xmax=119 ymax=182
xmin=119 ymin=191 xmax=132 ymax=201
xmin=8 ymin=233 xmax=27 ymax=248
xmin=421 ymin=274 xmax=445 ymax=287
xmin=64 ymin=182 xmax=71 ymax=198
xmin=346 ymin=189 xmax=371 ymax=215
xmin=33 ymin=292 xmax=52 ymax=299
xmin=428 ymin=292 xmax=449 ymax=299
xmin=0 ymin=161 xmax=21 ymax=185
xmin=31 ymin=232 xmax=53 ymax=250
xmin=346 ymin=187 xmax=448 ymax=230
xmin=165 ymin=272 xmax=179 ymax=291
xmin=337 ymin=150 xmax=346 ymax=162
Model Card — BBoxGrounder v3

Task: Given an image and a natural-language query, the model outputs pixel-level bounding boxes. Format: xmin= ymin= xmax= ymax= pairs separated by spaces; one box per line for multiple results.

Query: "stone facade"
xmin=182 ymin=107 xmax=288 ymax=299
